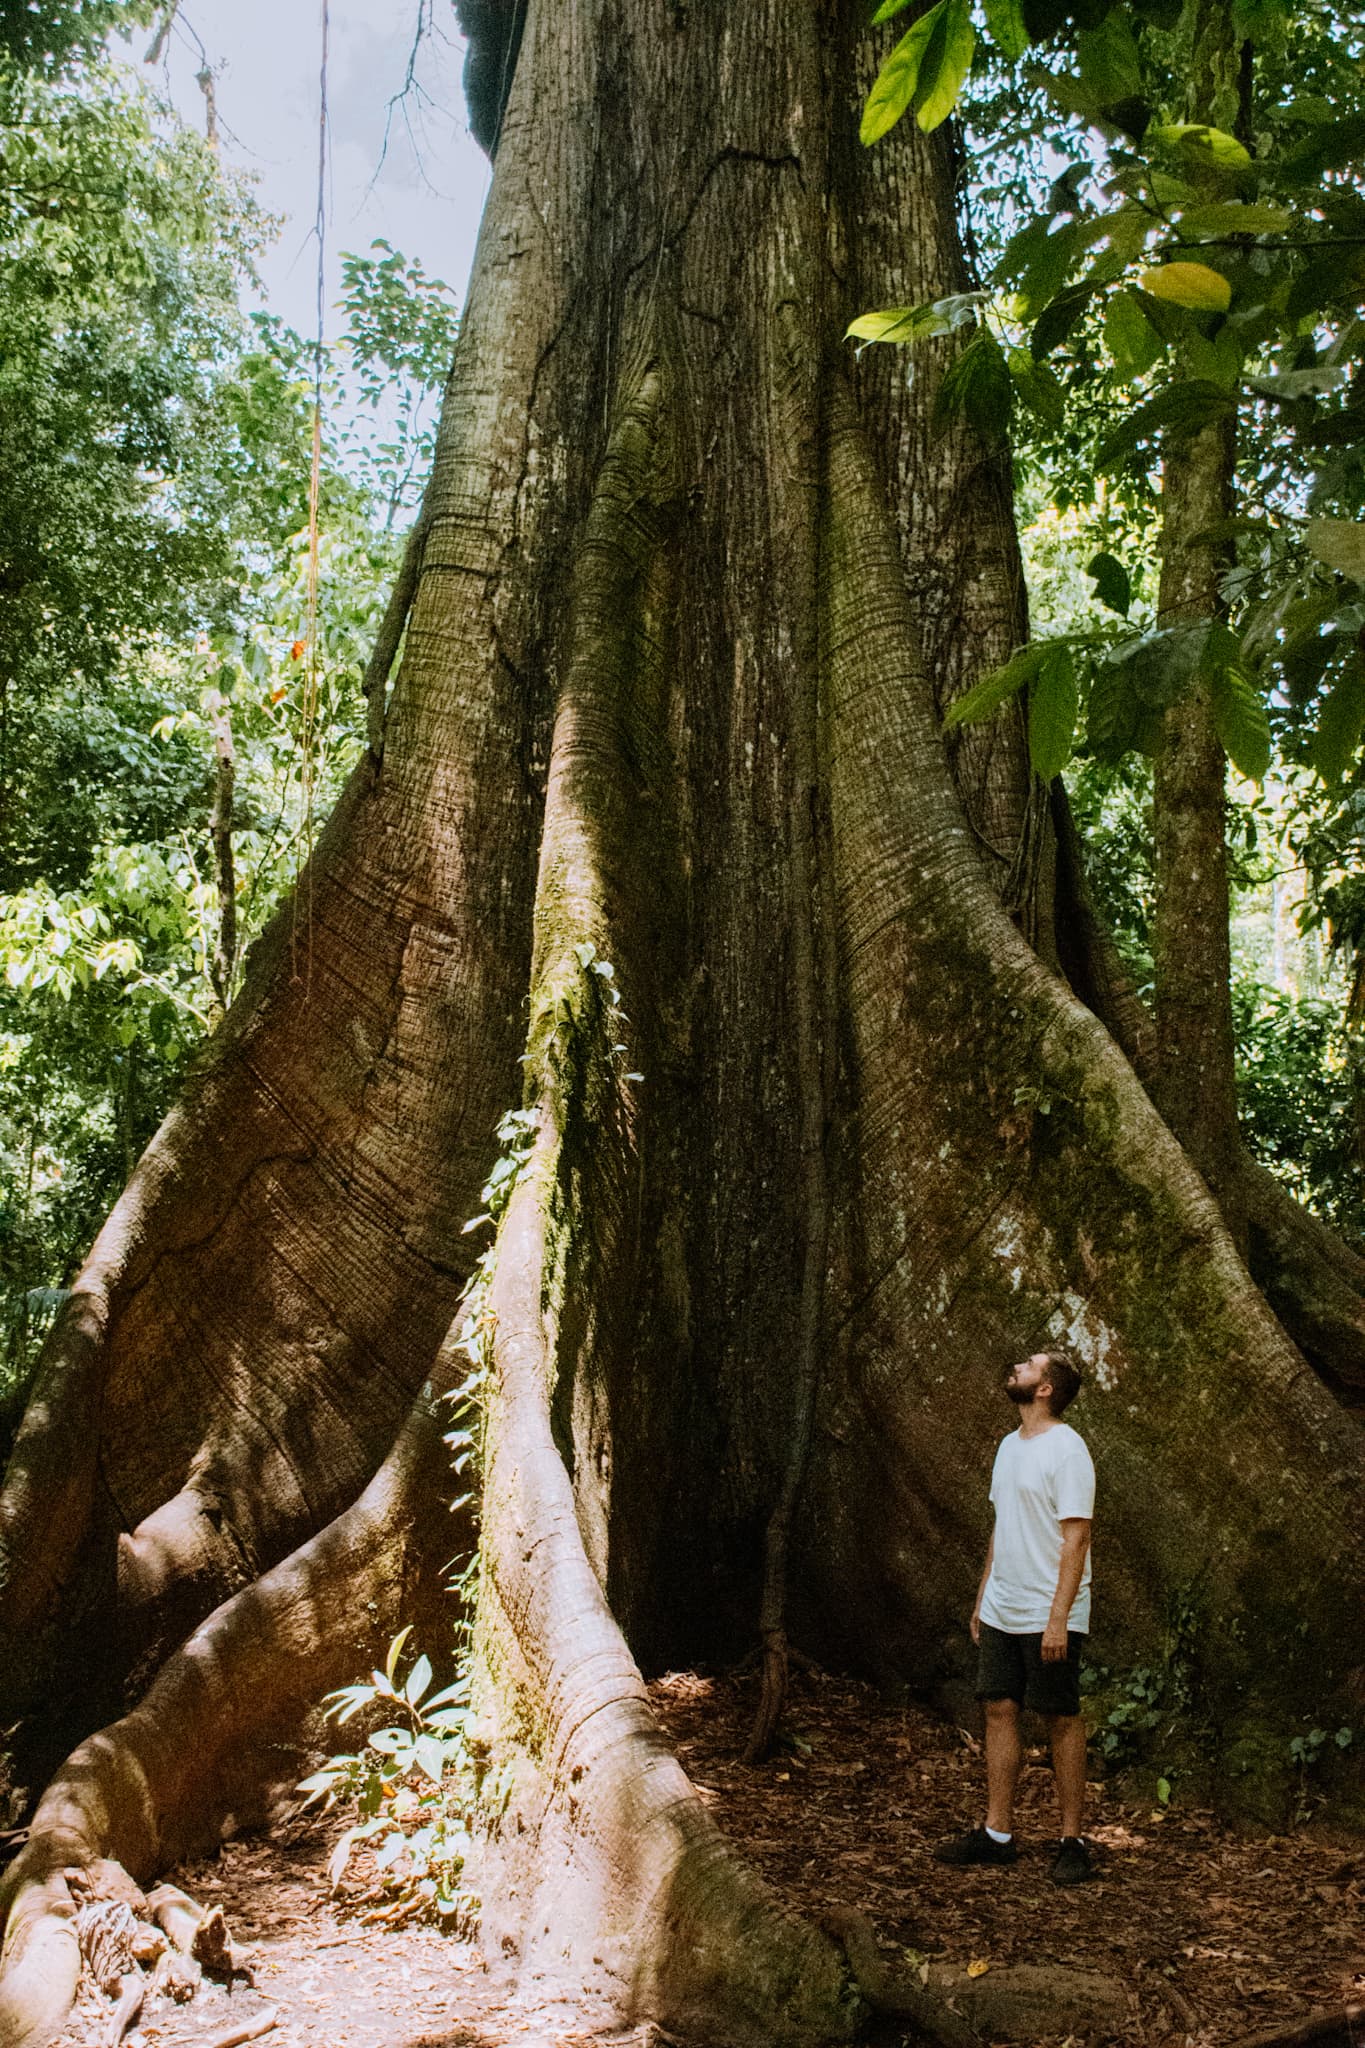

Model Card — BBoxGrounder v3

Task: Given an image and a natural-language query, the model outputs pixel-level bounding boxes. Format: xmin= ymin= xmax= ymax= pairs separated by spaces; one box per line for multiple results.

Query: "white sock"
xmin=985 ymin=1825 xmax=1013 ymax=1844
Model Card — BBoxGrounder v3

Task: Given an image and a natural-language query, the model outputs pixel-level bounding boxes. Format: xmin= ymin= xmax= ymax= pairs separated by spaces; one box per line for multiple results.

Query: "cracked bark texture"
xmin=1 ymin=2 xmax=1363 ymax=2044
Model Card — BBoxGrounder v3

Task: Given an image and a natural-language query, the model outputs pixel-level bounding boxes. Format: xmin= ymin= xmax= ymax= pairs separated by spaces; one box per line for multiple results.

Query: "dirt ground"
xmin=51 ymin=1666 xmax=1363 ymax=2048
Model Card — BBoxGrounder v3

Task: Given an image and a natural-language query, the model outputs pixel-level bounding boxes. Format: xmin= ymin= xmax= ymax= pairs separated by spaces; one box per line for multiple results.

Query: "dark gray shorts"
xmin=976 ymin=1620 xmax=1085 ymax=1717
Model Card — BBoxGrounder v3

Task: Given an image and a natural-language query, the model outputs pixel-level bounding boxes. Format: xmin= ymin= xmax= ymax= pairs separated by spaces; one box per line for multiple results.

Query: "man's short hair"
xmin=1040 ymin=1350 xmax=1082 ymax=1416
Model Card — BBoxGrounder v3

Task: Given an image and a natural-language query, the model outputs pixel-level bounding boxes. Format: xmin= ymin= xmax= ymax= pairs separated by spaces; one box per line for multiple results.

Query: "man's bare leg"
xmin=984 ymin=1698 xmax=1022 ymax=1835
xmin=1050 ymin=1712 xmax=1086 ymax=1838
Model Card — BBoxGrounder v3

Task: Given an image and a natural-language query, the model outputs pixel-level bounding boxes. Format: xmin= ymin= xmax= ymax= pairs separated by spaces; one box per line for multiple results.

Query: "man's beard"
xmin=1005 ymin=1382 xmax=1034 ymax=1405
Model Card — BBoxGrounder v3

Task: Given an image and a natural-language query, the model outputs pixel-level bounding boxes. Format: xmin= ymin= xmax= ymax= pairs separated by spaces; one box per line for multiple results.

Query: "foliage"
xmin=0 ymin=42 xmax=458 ymax=1417
xmin=855 ymin=0 xmax=1365 ymax=791
xmin=297 ymin=1629 xmax=478 ymax=1927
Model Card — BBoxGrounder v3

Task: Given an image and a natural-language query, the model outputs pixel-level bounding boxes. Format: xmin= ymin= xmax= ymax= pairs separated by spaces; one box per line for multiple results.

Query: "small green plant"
xmin=1288 ymin=1724 xmax=1355 ymax=1771
xmin=1082 ymin=1663 xmax=1165 ymax=1764
xmin=297 ymin=1628 xmax=476 ymax=1925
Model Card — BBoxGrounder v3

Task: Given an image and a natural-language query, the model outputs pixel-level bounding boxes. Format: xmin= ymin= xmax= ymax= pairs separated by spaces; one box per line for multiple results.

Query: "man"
xmin=934 ymin=1349 xmax=1096 ymax=1887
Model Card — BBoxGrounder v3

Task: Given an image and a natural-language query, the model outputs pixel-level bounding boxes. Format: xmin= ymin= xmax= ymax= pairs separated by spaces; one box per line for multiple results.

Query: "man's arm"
xmin=970 ymin=1532 xmax=995 ymax=1645
xmin=1041 ymin=1518 xmax=1091 ymax=1662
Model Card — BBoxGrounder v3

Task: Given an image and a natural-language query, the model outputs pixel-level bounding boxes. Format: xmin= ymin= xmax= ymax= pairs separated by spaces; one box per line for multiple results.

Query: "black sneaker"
xmin=1050 ymin=1835 xmax=1095 ymax=1885
xmin=932 ymin=1825 xmax=1018 ymax=1867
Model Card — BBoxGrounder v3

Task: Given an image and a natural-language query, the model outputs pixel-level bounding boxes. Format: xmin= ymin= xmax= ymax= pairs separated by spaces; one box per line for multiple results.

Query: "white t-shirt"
xmin=979 ymin=1422 xmax=1095 ymax=1635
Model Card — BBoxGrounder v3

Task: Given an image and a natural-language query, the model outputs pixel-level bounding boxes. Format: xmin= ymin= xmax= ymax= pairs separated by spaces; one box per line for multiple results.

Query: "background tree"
xmin=0 ymin=25 xmax=459 ymax=1437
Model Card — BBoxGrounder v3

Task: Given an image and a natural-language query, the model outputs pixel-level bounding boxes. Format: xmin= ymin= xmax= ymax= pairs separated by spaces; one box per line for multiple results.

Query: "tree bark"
xmin=2 ymin=3 xmax=1363 ymax=2044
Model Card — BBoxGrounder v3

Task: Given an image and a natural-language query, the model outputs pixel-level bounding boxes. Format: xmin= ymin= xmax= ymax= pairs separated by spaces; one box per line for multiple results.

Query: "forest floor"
xmin=50 ymin=1666 xmax=1363 ymax=2048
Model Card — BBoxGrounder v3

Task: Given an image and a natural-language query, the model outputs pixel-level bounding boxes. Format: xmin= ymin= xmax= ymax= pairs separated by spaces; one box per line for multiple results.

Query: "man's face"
xmin=1005 ymin=1352 xmax=1053 ymax=1408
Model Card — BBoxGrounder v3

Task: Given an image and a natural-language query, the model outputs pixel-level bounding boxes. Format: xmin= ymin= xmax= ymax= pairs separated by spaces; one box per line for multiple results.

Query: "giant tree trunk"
xmin=2 ymin=3 xmax=1364 ymax=2043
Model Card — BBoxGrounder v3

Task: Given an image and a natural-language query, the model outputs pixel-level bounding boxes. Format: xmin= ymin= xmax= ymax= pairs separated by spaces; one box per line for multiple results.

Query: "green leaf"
xmin=1007 ymin=348 xmax=1065 ymax=424
xmin=1281 ymin=113 xmax=1365 ymax=185
xmin=1030 ymin=282 xmax=1097 ymax=361
xmin=1207 ymin=659 xmax=1270 ymax=782
xmin=871 ymin=0 xmax=917 ymax=20
xmin=911 ymin=0 xmax=977 ymax=133
xmin=385 ymin=1626 xmax=413 ymax=1685
xmin=983 ymin=0 xmax=1030 ymax=59
xmin=1148 ymin=122 xmax=1252 ymax=171
xmin=406 ymin=1653 xmax=433 ymax=1706
xmin=1087 ymin=551 xmax=1131 ymax=616
xmin=1028 ymin=643 xmax=1079 ymax=781
xmin=1086 ymin=657 xmax=1140 ymax=759
xmin=933 ymin=330 xmax=1014 ymax=439
xmin=942 ymin=643 xmax=1046 ymax=730
xmin=1074 ymin=13 xmax=1142 ymax=104
xmin=1095 ymin=379 xmax=1235 ymax=470
xmin=861 ymin=1 xmax=947 ymax=144
xmin=1312 ymin=661 xmax=1365 ymax=783
xmin=1305 ymin=519 xmax=1365 ymax=581
xmin=414 ymin=1735 xmax=448 ymax=1784
xmin=1156 ymin=1776 xmax=1172 ymax=1805
xmin=845 ymin=294 xmax=984 ymax=345
xmin=1138 ymin=262 xmax=1232 ymax=313
xmin=1104 ymin=290 xmax=1165 ymax=379
xmin=1174 ymin=200 xmax=1292 ymax=238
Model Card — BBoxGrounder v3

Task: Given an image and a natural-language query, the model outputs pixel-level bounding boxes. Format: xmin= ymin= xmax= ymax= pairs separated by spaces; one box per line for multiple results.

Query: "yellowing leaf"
xmin=1139 ymin=262 xmax=1232 ymax=313
xmin=967 ymin=1958 xmax=991 ymax=1978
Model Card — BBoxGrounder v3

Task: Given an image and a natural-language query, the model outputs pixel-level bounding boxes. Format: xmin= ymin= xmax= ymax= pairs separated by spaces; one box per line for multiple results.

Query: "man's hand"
xmin=970 ymin=1607 xmax=982 ymax=1646
xmin=1041 ymin=1616 xmax=1068 ymax=1662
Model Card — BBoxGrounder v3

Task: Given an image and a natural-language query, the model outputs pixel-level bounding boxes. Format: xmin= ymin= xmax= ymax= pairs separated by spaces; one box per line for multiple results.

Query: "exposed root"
xmin=1237 ymin=1152 xmax=1365 ymax=1404
xmin=0 ymin=1376 xmax=468 ymax=2048
xmin=822 ymin=1907 xmax=979 ymax=2045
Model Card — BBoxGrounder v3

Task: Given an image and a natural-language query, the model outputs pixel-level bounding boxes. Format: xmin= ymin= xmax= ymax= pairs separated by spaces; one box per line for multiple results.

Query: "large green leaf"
xmin=1281 ymin=113 xmax=1365 ymax=185
xmin=1148 ymin=122 xmax=1252 ymax=172
xmin=1104 ymin=290 xmax=1165 ymax=379
xmin=1030 ymin=281 xmax=1098 ymax=361
xmin=1305 ymin=519 xmax=1365 ymax=581
xmin=912 ymin=0 xmax=977 ymax=133
xmin=863 ymin=0 xmax=975 ymax=145
xmin=1028 ymin=643 xmax=1079 ymax=781
xmin=942 ymin=643 xmax=1046 ymax=730
xmin=1074 ymin=13 xmax=1142 ymax=102
xmin=1095 ymin=379 xmax=1235 ymax=470
xmin=1204 ymin=635 xmax=1270 ymax=782
xmin=1086 ymin=657 xmax=1140 ymax=759
xmin=1086 ymin=551 xmax=1131 ymax=615
xmin=1312 ymin=660 xmax=1365 ymax=783
xmin=844 ymin=292 xmax=985 ymax=346
xmin=861 ymin=3 xmax=946 ymax=145
xmin=1174 ymin=200 xmax=1293 ymax=238
xmin=1007 ymin=347 xmax=1066 ymax=424
xmin=933 ymin=329 xmax=1014 ymax=439
xmin=983 ymin=0 xmax=1031 ymax=60
xmin=1139 ymin=261 xmax=1232 ymax=313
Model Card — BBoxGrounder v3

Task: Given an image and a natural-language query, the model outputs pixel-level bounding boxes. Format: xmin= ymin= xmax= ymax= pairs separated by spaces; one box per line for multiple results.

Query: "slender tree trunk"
xmin=207 ymin=694 xmax=236 ymax=1010
xmin=1 ymin=4 xmax=1363 ymax=2043
xmin=1148 ymin=0 xmax=1245 ymax=1233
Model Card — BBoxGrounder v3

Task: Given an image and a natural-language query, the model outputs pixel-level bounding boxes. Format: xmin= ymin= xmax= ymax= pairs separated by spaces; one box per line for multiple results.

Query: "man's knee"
xmin=984 ymin=1696 xmax=1021 ymax=1726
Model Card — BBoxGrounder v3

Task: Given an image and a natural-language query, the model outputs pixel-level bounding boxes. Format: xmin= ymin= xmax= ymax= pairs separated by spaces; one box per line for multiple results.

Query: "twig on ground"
xmin=205 ymin=2008 xmax=279 ymax=2048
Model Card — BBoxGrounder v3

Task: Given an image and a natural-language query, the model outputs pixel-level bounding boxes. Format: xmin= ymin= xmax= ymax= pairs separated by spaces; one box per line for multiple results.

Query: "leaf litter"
xmin=48 ymin=1665 xmax=1361 ymax=2048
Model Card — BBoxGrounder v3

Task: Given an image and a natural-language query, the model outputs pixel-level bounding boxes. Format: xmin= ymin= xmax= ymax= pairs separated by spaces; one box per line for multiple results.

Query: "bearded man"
xmin=934 ymin=1350 xmax=1097 ymax=1887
